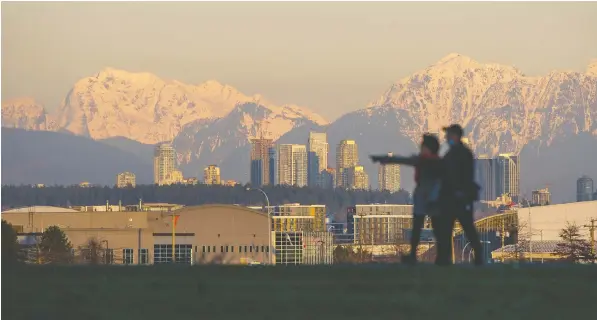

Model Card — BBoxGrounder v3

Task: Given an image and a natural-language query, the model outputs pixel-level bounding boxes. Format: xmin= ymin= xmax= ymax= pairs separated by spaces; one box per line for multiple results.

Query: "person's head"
xmin=420 ymin=133 xmax=440 ymax=156
xmin=442 ymin=124 xmax=464 ymax=146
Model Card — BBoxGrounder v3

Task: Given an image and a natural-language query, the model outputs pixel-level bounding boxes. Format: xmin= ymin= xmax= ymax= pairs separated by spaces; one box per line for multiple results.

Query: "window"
xmin=250 ymin=246 xmax=253 ymax=253
xmin=105 ymin=249 xmax=114 ymax=264
xmin=221 ymin=246 xmax=224 ymax=253
xmin=153 ymin=244 xmax=192 ymax=264
xmin=256 ymin=246 xmax=259 ymax=253
xmin=139 ymin=249 xmax=149 ymax=264
xmin=123 ymin=248 xmax=134 ymax=264
xmin=244 ymin=246 xmax=247 ymax=253
xmin=212 ymin=246 xmax=216 ymax=253
xmin=225 ymin=246 xmax=229 ymax=253
xmin=202 ymin=246 xmax=206 ymax=253
xmin=207 ymin=246 xmax=211 ymax=253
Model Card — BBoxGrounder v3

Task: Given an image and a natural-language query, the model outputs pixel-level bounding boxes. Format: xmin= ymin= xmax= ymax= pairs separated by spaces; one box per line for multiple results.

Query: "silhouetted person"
xmin=371 ymin=134 xmax=442 ymax=265
xmin=435 ymin=124 xmax=482 ymax=266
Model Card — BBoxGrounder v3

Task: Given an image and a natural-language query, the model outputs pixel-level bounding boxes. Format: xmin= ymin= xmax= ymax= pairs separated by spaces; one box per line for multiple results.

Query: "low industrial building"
xmin=2 ymin=204 xmax=333 ymax=265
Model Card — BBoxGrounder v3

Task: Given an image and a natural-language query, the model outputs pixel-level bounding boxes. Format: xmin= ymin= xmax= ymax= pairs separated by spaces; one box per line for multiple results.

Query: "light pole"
xmin=461 ymin=242 xmax=471 ymax=263
xmin=468 ymin=241 xmax=491 ymax=263
xmin=247 ymin=187 xmax=272 ymax=265
xmin=101 ymin=240 xmax=109 ymax=264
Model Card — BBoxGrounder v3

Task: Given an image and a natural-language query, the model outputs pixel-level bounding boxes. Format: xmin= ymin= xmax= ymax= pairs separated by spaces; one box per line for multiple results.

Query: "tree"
xmin=333 ymin=245 xmax=372 ymax=264
xmin=555 ymin=222 xmax=595 ymax=263
xmin=78 ymin=237 xmax=111 ymax=265
xmin=39 ymin=226 xmax=73 ymax=264
xmin=2 ymin=219 xmax=22 ymax=264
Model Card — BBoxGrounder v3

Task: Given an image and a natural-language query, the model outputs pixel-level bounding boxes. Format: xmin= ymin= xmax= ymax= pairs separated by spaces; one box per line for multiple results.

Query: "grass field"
xmin=3 ymin=264 xmax=597 ymax=320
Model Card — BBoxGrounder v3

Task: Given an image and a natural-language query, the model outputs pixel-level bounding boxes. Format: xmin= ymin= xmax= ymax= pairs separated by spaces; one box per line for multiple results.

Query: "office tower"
xmin=475 ymin=155 xmax=497 ymax=201
xmin=116 ymin=172 xmax=136 ymax=188
xmin=308 ymin=132 xmax=329 ymax=187
xmin=204 ymin=165 xmax=221 ymax=185
xmin=531 ymin=188 xmax=551 ymax=206
xmin=495 ymin=153 xmax=520 ymax=202
xmin=250 ymin=138 xmax=273 ymax=187
xmin=320 ymin=167 xmax=336 ymax=189
xmin=577 ymin=175 xmax=594 ymax=202
xmin=336 ymin=140 xmax=359 ymax=188
xmin=277 ymin=144 xmax=308 ymax=187
xmin=154 ymin=144 xmax=176 ymax=186
xmin=345 ymin=166 xmax=369 ymax=190
xmin=378 ymin=152 xmax=401 ymax=192
xmin=268 ymin=147 xmax=277 ymax=186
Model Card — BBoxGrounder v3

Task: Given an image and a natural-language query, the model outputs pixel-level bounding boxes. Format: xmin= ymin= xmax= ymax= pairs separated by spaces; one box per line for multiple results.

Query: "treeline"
xmin=1 ymin=184 xmax=410 ymax=214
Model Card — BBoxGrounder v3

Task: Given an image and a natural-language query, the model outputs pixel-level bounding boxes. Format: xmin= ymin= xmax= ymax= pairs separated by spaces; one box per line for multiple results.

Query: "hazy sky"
xmin=2 ymin=2 xmax=597 ymax=120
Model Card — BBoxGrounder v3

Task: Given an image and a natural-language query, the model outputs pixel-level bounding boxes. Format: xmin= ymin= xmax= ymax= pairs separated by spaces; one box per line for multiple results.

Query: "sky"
xmin=2 ymin=1 xmax=597 ymax=121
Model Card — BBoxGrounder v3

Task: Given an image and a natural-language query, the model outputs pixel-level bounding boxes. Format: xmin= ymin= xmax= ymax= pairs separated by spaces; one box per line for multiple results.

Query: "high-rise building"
xmin=475 ymin=155 xmax=497 ymax=201
xmin=164 ymin=169 xmax=184 ymax=185
xmin=346 ymin=165 xmax=369 ymax=190
xmin=250 ymin=138 xmax=273 ymax=187
xmin=378 ymin=152 xmax=401 ymax=192
xmin=308 ymin=132 xmax=329 ymax=187
xmin=203 ymin=165 xmax=221 ymax=185
xmin=268 ymin=147 xmax=277 ymax=186
xmin=320 ymin=167 xmax=336 ymax=189
xmin=531 ymin=188 xmax=551 ymax=206
xmin=277 ymin=144 xmax=308 ymax=187
xmin=336 ymin=140 xmax=358 ymax=188
xmin=495 ymin=153 xmax=520 ymax=203
xmin=116 ymin=172 xmax=136 ymax=188
xmin=154 ymin=144 xmax=176 ymax=186
xmin=577 ymin=175 xmax=594 ymax=202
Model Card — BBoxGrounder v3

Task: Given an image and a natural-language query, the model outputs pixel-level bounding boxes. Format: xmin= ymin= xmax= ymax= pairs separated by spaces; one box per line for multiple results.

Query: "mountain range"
xmin=2 ymin=53 xmax=597 ymax=203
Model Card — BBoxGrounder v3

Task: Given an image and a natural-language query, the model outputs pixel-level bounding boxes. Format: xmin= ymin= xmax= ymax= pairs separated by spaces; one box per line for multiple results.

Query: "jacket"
xmin=374 ymin=154 xmax=443 ymax=216
xmin=440 ymin=142 xmax=479 ymax=204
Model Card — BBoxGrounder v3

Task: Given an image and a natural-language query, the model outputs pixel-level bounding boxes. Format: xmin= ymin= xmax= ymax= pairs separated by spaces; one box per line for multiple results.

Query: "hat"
xmin=442 ymin=124 xmax=464 ymax=137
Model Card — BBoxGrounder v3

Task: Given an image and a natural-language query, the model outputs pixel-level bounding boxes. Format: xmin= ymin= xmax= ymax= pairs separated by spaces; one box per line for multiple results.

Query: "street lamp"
xmin=247 ymin=187 xmax=272 ymax=265
xmin=467 ymin=241 xmax=491 ymax=263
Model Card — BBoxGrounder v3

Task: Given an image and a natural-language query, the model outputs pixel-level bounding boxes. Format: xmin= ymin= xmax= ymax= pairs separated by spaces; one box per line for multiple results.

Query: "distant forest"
xmin=0 ymin=184 xmax=411 ymax=216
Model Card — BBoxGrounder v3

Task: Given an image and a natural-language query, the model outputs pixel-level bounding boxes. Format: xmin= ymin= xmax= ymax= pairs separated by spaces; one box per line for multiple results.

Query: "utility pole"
xmin=584 ymin=218 xmax=596 ymax=258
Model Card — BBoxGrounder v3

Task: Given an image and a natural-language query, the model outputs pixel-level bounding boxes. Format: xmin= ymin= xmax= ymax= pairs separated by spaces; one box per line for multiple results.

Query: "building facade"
xmin=336 ymin=140 xmax=359 ymax=188
xmin=495 ymin=153 xmax=520 ymax=203
xmin=250 ymin=138 xmax=274 ymax=187
xmin=531 ymin=188 xmax=551 ymax=206
xmin=307 ymin=132 xmax=329 ymax=187
xmin=577 ymin=175 xmax=594 ymax=202
xmin=204 ymin=165 xmax=221 ymax=185
xmin=475 ymin=155 xmax=497 ymax=201
xmin=345 ymin=165 xmax=369 ymax=190
xmin=277 ymin=144 xmax=308 ymax=187
xmin=154 ymin=144 xmax=176 ymax=185
xmin=378 ymin=153 xmax=400 ymax=192
xmin=347 ymin=204 xmax=415 ymax=245
xmin=2 ymin=204 xmax=334 ymax=266
xmin=320 ymin=167 xmax=336 ymax=189
xmin=116 ymin=172 xmax=136 ymax=188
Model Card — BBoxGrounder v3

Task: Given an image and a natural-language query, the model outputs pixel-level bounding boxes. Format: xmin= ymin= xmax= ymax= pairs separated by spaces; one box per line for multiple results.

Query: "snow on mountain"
xmin=55 ymin=67 xmax=326 ymax=144
xmin=1 ymin=97 xmax=58 ymax=131
xmin=367 ymin=53 xmax=597 ymax=155
xmin=174 ymin=101 xmax=326 ymax=180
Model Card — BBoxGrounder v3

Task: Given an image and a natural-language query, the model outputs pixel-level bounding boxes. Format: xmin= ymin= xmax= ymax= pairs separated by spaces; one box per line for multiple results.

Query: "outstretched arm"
xmin=370 ymin=154 xmax=419 ymax=166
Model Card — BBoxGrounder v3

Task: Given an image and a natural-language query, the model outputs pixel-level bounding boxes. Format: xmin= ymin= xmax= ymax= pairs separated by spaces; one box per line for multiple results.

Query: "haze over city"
xmin=2 ymin=1 xmax=597 ymax=120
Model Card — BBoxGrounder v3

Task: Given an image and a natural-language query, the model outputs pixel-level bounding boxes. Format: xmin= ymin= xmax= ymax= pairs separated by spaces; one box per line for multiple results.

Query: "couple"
xmin=371 ymin=124 xmax=483 ymax=266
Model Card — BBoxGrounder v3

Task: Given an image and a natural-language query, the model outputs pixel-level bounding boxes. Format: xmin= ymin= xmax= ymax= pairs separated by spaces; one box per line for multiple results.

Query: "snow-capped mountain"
xmin=367 ymin=53 xmax=597 ymax=155
xmin=53 ymin=67 xmax=325 ymax=144
xmin=1 ymin=98 xmax=57 ymax=131
xmin=174 ymin=101 xmax=325 ymax=180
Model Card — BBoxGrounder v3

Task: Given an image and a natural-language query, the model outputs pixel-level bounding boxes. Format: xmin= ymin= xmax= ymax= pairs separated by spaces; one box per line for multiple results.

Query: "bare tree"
xmin=78 ymin=237 xmax=111 ymax=265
